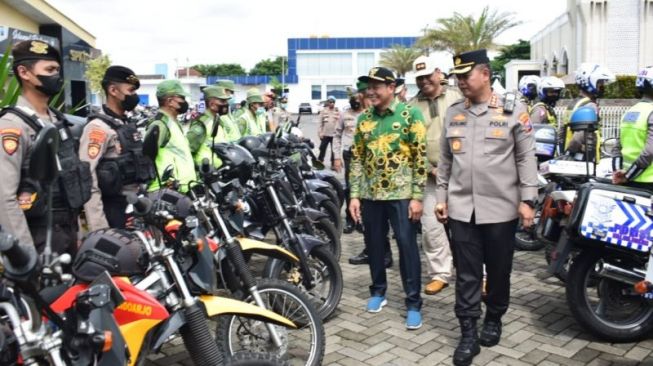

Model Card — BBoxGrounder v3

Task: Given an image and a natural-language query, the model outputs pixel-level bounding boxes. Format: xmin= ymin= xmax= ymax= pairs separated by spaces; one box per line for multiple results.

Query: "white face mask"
xmin=256 ymin=107 xmax=266 ymax=115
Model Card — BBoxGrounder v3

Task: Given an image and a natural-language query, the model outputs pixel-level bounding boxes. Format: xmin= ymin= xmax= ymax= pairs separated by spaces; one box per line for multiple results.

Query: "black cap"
xmin=12 ymin=40 xmax=61 ymax=64
xmin=103 ymin=65 xmax=140 ymax=88
xmin=359 ymin=67 xmax=396 ymax=84
xmin=451 ymin=49 xmax=490 ymax=75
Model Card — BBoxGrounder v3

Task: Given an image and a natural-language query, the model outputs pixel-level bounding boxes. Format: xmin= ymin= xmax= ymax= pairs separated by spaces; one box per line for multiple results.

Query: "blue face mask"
xmin=256 ymin=107 xmax=266 ymax=115
xmin=280 ymin=103 xmax=288 ymax=109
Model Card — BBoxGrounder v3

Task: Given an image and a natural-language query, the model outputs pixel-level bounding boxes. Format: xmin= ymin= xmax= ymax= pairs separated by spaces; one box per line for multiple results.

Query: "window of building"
xmin=560 ymin=50 xmax=569 ymax=75
xmin=326 ymin=85 xmax=349 ymax=99
xmin=311 ymin=85 xmax=322 ymax=100
xmin=297 ymin=53 xmax=353 ymax=76
xmin=357 ymin=52 xmax=375 ymax=75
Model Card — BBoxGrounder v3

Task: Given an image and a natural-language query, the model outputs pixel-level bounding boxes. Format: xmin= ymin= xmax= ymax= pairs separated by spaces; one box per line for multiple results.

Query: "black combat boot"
xmin=479 ymin=314 xmax=502 ymax=347
xmin=453 ymin=317 xmax=480 ymax=366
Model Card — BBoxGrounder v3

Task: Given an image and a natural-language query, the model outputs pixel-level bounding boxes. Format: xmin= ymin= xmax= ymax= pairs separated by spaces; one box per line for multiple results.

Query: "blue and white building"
xmin=208 ymin=36 xmax=424 ymax=112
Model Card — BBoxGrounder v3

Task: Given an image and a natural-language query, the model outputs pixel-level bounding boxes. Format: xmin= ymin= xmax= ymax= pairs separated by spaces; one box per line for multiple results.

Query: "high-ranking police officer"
xmin=80 ymin=66 xmax=155 ymax=231
xmin=0 ymin=40 xmax=91 ymax=255
xmin=612 ymin=66 xmax=653 ymax=189
xmin=435 ymin=49 xmax=538 ymax=366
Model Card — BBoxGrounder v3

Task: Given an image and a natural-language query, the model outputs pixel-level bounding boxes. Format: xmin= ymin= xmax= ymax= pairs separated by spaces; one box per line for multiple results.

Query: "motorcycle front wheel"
xmin=215 ymin=279 xmax=325 ymax=366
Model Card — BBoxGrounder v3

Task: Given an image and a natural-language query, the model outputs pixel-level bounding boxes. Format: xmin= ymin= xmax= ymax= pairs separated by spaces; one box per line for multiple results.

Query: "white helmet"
xmin=518 ymin=75 xmax=541 ymax=100
xmin=289 ymin=126 xmax=304 ymax=139
xmin=538 ymin=76 xmax=565 ymax=101
xmin=636 ymin=66 xmax=653 ymax=92
xmin=575 ymin=63 xmax=615 ymax=95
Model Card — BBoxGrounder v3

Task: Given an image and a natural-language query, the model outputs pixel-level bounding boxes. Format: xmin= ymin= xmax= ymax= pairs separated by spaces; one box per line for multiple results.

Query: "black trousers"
xmin=318 ymin=136 xmax=334 ymax=164
xmin=103 ymin=195 xmax=128 ymax=229
xmin=343 ymin=149 xmax=354 ymax=225
xmin=362 ymin=199 xmax=422 ymax=310
xmin=449 ymin=215 xmax=518 ymax=319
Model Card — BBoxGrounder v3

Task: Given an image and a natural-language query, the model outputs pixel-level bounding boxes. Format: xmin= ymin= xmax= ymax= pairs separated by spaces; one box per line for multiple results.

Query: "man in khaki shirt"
xmin=408 ymin=56 xmax=462 ymax=296
xmin=318 ymin=95 xmax=339 ymax=165
xmin=80 ymin=66 xmax=153 ymax=231
xmin=435 ymin=49 xmax=537 ymax=366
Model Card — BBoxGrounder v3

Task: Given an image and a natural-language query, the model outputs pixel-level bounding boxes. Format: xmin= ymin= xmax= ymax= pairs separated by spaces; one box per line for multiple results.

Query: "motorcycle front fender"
xmin=199 ymin=295 xmax=296 ymax=329
xmin=305 ymin=178 xmax=331 ymax=191
xmin=309 ymin=191 xmax=329 ymax=205
xmin=312 ymin=170 xmax=336 ymax=180
xmin=150 ymin=310 xmax=186 ymax=352
xmin=303 ymin=207 xmax=329 ymax=223
xmin=296 ymin=233 xmax=326 ymax=257
xmin=237 ymin=237 xmax=299 ymax=263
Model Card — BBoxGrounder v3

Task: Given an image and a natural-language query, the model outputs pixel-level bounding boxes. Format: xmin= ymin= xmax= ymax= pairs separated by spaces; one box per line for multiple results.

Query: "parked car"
xmin=298 ymin=102 xmax=313 ymax=114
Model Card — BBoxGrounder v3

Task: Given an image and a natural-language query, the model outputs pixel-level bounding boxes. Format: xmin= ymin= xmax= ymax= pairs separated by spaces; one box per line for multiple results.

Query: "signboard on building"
xmin=0 ymin=26 xmax=60 ymax=54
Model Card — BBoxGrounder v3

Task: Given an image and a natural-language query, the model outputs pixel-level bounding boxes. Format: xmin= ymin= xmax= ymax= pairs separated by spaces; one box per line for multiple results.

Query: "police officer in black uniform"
xmin=0 ymin=40 xmax=91 ymax=256
xmin=80 ymin=66 xmax=155 ymax=231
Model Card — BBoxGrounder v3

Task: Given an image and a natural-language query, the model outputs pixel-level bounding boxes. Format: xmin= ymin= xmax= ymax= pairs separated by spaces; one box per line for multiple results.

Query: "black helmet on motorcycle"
xmin=147 ymin=188 xmax=194 ymax=219
xmin=259 ymin=132 xmax=275 ymax=148
xmin=214 ymin=143 xmax=255 ymax=184
xmin=238 ymin=135 xmax=262 ymax=153
xmin=73 ymin=228 xmax=149 ymax=282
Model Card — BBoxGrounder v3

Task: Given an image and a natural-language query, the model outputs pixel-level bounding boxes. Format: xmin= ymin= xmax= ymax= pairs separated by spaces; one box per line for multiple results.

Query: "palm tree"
xmin=417 ymin=6 xmax=522 ymax=55
xmin=379 ymin=45 xmax=423 ymax=77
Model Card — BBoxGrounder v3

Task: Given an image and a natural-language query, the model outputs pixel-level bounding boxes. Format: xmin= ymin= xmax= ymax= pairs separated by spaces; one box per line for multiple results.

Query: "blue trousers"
xmin=362 ymin=199 xmax=422 ymax=310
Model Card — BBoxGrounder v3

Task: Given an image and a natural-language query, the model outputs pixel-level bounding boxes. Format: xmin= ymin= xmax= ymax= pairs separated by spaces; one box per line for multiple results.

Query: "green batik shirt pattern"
xmin=349 ymin=99 xmax=427 ymax=201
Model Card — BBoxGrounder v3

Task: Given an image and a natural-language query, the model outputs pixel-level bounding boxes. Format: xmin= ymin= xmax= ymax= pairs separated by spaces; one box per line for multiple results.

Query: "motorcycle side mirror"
xmin=142 ymin=124 xmax=160 ymax=161
xmin=601 ymin=138 xmax=618 ymax=158
xmin=29 ymin=124 xmax=60 ymax=185
xmin=200 ymin=158 xmax=211 ymax=175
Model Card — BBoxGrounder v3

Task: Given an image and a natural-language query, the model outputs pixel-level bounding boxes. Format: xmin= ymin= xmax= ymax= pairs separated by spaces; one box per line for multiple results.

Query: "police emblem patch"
xmin=88 ymin=143 xmax=100 ymax=159
xmin=1 ymin=128 xmax=21 ymax=156
xmin=451 ymin=138 xmax=462 ymax=152
xmin=29 ymin=41 xmax=48 ymax=54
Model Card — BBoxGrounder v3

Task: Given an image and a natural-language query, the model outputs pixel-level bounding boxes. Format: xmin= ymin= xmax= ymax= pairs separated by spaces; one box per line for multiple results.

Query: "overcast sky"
xmin=47 ymin=0 xmax=567 ymax=75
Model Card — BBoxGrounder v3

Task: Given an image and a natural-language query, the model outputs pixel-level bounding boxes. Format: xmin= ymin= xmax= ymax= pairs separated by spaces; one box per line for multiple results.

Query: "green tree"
xmin=489 ymin=40 xmax=530 ymax=85
xmin=193 ymin=63 xmax=246 ymax=76
xmin=84 ymin=54 xmax=112 ymax=95
xmin=249 ymin=56 xmax=287 ymax=76
xmin=379 ymin=45 xmax=423 ymax=77
xmin=417 ymin=6 xmax=522 ymax=55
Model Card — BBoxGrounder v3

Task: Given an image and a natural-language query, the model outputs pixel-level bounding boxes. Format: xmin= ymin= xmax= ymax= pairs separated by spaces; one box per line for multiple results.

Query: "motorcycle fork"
xmin=210 ymin=205 xmax=284 ymax=348
xmin=266 ymin=184 xmax=316 ymax=288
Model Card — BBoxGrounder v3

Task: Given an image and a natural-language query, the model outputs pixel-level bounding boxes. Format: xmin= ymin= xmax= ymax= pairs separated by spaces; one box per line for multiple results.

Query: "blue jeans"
xmin=362 ymin=199 xmax=422 ymax=310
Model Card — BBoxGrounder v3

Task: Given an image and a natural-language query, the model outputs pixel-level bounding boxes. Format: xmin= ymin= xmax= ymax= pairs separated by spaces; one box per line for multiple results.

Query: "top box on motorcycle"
xmin=533 ymin=124 xmax=556 ymax=161
xmin=539 ymin=159 xmax=595 ymax=177
xmin=567 ymin=183 xmax=653 ymax=253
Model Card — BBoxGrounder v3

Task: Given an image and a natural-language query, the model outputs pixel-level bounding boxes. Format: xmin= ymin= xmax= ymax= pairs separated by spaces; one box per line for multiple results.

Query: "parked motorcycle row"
xmin=513 ymin=120 xmax=653 ymax=343
xmin=0 ymin=119 xmax=346 ymax=365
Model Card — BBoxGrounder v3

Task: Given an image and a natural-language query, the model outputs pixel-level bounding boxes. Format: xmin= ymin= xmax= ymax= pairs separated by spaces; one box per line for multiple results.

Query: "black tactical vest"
xmin=0 ymin=107 xmax=92 ymax=216
xmin=89 ymin=113 xmax=155 ymax=197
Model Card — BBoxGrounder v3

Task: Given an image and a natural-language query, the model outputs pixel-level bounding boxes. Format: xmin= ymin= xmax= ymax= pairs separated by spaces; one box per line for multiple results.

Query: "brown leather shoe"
xmin=424 ymin=280 xmax=448 ymax=295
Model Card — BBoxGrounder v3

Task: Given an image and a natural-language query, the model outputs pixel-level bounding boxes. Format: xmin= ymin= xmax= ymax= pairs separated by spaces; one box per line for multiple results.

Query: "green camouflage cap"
xmin=203 ymin=86 xmax=229 ymax=100
xmin=356 ymin=80 xmax=368 ymax=92
xmin=156 ymin=80 xmax=190 ymax=98
xmin=246 ymin=88 xmax=264 ymax=103
xmin=216 ymin=79 xmax=236 ymax=91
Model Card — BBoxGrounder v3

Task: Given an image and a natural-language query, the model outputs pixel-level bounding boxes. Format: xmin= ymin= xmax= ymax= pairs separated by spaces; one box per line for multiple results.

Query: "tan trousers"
xmin=421 ymin=176 xmax=453 ymax=283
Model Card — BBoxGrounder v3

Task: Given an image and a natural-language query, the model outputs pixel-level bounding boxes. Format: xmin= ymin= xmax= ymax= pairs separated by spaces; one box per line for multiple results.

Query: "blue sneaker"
xmin=366 ymin=296 xmax=387 ymax=313
xmin=406 ymin=310 xmax=422 ymax=330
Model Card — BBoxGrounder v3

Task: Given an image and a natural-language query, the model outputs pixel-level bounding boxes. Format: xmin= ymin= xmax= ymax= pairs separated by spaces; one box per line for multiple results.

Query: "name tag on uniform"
xmin=623 ymin=112 xmax=640 ymax=123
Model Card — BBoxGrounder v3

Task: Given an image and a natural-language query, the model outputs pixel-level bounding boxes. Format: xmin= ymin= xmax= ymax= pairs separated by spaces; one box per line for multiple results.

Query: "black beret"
xmin=12 ymin=40 xmax=61 ymax=64
xmin=103 ymin=65 xmax=140 ymax=88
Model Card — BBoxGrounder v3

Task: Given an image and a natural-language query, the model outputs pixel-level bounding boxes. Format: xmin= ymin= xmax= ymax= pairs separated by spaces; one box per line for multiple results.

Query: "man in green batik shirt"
xmin=349 ymin=66 xmax=427 ymax=330
xmin=186 ymin=86 xmax=230 ymax=168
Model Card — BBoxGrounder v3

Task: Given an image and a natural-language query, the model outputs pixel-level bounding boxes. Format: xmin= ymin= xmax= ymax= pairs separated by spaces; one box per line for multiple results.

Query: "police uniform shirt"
xmin=333 ymin=108 xmax=362 ymax=160
xmin=0 ymin=96 xmax=58 ymax=247
xmin=319 ymin=107 xmax=340 ymax=137
xmin=80 ymin=106 xmax=137 ymax=231
xmin=436 ymin=93 xmax=538 ymax=224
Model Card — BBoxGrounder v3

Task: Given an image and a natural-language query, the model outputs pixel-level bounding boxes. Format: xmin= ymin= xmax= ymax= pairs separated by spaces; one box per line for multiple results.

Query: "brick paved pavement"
xmin=146 ymin=229 xmax=653 ymax=365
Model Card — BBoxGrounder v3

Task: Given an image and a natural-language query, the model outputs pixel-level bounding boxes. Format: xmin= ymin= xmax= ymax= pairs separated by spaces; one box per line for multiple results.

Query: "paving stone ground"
xmin=145 ymin=115 xmax=653 ymax=365
xmin=146 ymin=229 xmax=653 ymax=365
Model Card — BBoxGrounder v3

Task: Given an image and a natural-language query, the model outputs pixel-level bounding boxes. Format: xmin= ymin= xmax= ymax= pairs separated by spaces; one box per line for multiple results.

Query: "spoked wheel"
xmin=215 ymin=279 xmax=325 ymax=366
xmin=264 ymin=246 xmax=343 ymax=321
xmin=566 ymin=250 xmax=653 ymax=342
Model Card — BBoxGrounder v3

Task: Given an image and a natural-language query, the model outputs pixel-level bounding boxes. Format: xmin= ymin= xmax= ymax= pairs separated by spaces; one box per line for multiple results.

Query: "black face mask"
xmin=35 ymin=73 xmax=63 ymax=97
xmin=176 ymin=100 xmax=189 ymax=114
xmin=350 ymin=101 xmax=361 ymax=110
xmin=217 ymin=105 xmax=229 ymax=116
xmin=121 ymin=93 xmax=140 ymax=111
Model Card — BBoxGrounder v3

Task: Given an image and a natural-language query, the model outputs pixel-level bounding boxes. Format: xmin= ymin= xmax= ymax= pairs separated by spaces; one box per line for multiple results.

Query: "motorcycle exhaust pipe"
xmin=595 ymin=261 xmax=645 ymax=285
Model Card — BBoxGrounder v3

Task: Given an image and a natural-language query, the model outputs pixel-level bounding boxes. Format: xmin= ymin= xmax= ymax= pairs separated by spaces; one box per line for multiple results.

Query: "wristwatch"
xmin=522 ymin=200 xmax=536 ymax=209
